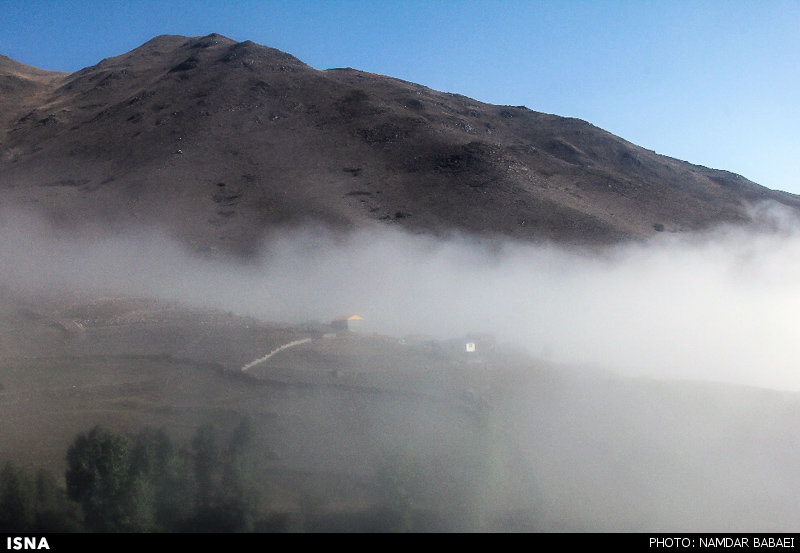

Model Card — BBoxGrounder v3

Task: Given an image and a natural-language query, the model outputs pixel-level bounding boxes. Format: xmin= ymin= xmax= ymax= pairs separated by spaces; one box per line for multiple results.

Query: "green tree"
xmin=0 ymin=462 xmax=35 ymax=531
xmin=0 ymin=461 xmax=83 ymax=532
xmin=65 ymin=426 xmax=152 ymax=531
xmin=190 ymin=424 xmax=220 ymax=512
xmin=32 ymin=468 xmax=82 ymax=532
xmin=374 ymin=451 xmax=418 ymax=532
xmin=62 ymin=422 xmax=263 ymax=532
xmin=128 ymin=427 xmax=192 ymax=531
xmin=220 ymin=417 xmax=259 ymax=531
xmin=182 ymin=418 xmax=259 ymax=532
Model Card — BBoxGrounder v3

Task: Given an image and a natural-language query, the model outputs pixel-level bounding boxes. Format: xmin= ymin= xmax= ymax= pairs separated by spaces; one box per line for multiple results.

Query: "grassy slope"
xmin=2 ymin=293 xmax=800 ymax=531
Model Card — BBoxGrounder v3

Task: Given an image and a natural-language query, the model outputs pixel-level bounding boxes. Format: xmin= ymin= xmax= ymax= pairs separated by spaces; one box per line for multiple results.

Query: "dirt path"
xmin=240 ymin=338 xmax=312 ymax=372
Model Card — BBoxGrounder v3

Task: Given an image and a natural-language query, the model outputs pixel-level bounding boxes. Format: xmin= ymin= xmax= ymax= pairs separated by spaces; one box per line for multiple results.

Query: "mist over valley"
xmin=2 ymin=34 xmax=800 ymax=532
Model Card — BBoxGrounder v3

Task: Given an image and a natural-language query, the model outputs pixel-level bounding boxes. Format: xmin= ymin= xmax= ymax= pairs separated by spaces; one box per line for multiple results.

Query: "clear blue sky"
xmin=2 ymin=0 xmax=798 ymax=193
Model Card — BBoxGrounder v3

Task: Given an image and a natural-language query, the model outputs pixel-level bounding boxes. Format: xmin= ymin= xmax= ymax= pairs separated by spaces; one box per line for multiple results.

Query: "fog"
xmin=3 ymin=202 xmax=800 ymax=392
xmin=6 ymin=203 xmax=800 ymax=531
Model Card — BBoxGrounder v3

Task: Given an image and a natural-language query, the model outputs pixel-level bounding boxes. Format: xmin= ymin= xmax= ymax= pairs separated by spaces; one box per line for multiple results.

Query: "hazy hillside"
xmin=2 ymin=293 xmax=800 ymax=532
xmin=2 ymin=34 xmax=799 ymax=256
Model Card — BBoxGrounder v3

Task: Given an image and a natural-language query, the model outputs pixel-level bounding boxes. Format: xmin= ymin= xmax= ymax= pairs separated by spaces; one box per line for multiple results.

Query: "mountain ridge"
xmin=2 ymin=33 xmax=797 ymax=257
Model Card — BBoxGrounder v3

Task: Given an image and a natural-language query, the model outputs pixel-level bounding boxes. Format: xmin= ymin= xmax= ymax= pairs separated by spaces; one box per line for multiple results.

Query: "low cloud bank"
xmin=3 ymin=202 xmax=800 ymax=391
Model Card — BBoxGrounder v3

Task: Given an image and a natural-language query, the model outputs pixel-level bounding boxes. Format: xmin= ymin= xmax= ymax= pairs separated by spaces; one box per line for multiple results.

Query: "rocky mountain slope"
xmin=3 ymin=33 xmax=798 ymax=256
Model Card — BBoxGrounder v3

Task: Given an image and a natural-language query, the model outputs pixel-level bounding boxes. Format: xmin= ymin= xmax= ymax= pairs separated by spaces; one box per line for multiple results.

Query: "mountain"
xmin=2 ymin=33 xmax=798 ymax=256
xmin=5 ymin=35 xmax=800 ymax=532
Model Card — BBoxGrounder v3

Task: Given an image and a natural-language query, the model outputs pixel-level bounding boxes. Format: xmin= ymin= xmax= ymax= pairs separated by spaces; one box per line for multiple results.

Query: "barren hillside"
xmin=2 ymin=34 xmax=797 ymax=256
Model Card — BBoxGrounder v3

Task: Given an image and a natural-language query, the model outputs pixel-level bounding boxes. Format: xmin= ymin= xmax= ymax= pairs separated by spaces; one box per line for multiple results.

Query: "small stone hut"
xmin=330 ymin=314 xmax=364 ymax=332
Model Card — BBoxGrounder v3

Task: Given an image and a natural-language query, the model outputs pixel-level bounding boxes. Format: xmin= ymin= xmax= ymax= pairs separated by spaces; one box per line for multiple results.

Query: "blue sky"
xmin=1 ymin=0 xmax=798 ymax=193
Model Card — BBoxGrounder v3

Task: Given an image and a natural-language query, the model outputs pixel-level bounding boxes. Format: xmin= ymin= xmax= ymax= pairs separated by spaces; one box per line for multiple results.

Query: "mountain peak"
xmin=0 ymin=53 xmax=67 ymax=79
xmin=78 ymin=33 xmax=310 ymax=77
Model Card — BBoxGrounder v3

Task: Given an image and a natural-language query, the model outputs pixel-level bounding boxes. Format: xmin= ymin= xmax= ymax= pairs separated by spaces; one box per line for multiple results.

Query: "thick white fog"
xmin=3 ymin=203 xmax=800 ymax=392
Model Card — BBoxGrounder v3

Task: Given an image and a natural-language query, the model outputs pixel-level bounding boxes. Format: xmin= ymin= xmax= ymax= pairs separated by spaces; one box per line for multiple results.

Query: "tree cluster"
xmin=0 ymin=419 xmax=259 ymax=532
xmin=0 ymin=414 xmax=525 ymax=532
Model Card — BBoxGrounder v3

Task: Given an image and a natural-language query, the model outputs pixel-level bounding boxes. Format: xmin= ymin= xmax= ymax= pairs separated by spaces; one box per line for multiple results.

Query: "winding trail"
xmin=240 ymin=338 xmax=312 ymax=372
